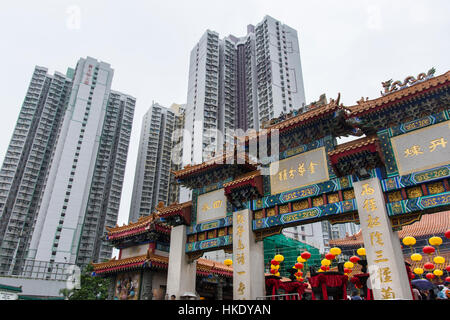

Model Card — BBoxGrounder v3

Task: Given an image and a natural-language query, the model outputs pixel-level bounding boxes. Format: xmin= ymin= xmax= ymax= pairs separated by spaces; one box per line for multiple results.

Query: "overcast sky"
xmin=1 ymin=1 xmax=449 ymax=230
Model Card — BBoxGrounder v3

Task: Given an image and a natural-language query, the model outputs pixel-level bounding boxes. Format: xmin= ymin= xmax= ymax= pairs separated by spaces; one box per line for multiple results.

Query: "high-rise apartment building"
xmin=0 ymin=66 xmax=73 ymax=273
xmin=168 ymin=103 xmax=186 ymax=206
xmin=0 ymin=57 xmax=135 ymax=271
xmin=183 ymin=15 xmax=306 ymax=165
xmin=129 ymin=103 xmax=178 ymax=223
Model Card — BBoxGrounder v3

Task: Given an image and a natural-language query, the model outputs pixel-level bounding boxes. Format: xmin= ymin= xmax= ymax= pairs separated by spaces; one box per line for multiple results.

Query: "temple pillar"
xmin=216 ymin=280 xmax=223 ymax=300
xmin=232 ymin=208 xmax=265 ymax=300
xmin=166 ymin=224 xmax=197 ymax=299
xmin=140 ymin=270 xmax=153 ymax=300
xmin=107 ymin=275 xmax=116 ymax=300
xmin=353 ymin=177 xmax=413 ymax=300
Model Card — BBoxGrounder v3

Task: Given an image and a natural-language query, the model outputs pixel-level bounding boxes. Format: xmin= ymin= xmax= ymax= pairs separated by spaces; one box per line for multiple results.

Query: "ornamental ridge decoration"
xmin=380 ymin=67 xmax=436 ymax=96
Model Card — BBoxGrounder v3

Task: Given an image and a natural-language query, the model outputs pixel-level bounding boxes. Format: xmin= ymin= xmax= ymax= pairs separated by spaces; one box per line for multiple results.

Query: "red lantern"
xmin=294 ymin=263 xmax=304 ymax=269
xmin=410 ymin=274 xmax=415 ymax=279
xmin=325 ymin=253 xmax=335 ymax=260
xmin=298 ymin=277 xmax=304 ymax=282
xmin=271 ymin=259 xmax=280 ymax=266
xmin=424 ymin=262 xmax=435 ymax=270
xmin=425 ymin=263 xmax=435 ymax=271
xmin=446 ymin=277 xmax=450 ymax=282
xmin=349 ymin=256 xmax=360 ymax=264
xmin=426 ymin=273 xmax=435 ymax=280
xmin=344 ymin=268 xmax=352 ymax=274
xmin=295 ymin=271 xmax=303 ymax=277
xmin=445 ymin=230 xmax=450 ymax=239
xmin=423 ymin=246 xmax=435 ymax=255
xmin=301 ymin=251 xmax=311 ymax=260
xmin=446 ymin=266 xmax=450 ymax=272
xmin=320 ymin=266 xmax=327 ymax=271
xmin=270 ymin=269 xmax=277 ymax=275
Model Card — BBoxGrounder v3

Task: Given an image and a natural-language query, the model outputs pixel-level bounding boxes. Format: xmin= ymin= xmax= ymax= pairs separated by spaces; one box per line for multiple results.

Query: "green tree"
xmin=60 ymin=264 xmax=110 ymax=300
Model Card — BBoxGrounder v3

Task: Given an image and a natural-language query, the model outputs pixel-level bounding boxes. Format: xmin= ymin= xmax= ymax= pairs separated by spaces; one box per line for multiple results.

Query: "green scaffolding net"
xmin=263 ymin=234 xmax=322 ymax=277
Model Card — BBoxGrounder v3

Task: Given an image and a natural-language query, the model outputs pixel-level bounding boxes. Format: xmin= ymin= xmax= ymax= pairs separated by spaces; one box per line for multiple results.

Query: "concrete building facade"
xmin=0 ymin=57 xmax=135 ymax=273
xmin=129 ymin=103 xmax=179 ymax=222
xmin=183 ymin=15 xmax=307 ymax=166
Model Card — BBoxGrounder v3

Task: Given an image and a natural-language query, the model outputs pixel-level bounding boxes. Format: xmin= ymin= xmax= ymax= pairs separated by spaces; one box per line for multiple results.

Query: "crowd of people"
xmin=412 ymin=282 xmax=450 ymax=300
xmin=347 ymin=282 xmax=450 ymax=300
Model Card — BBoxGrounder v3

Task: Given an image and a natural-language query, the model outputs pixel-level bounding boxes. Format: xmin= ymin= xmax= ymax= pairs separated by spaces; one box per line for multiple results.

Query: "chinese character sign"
xmin=354 ymin=178 xmax=413 ymax=300
xmin=269 ymin=147 xmax=330 ymax=194
xmin=233 ymin=209 xmax=250 ymax=300
xmin=196 ymin=189 xmax=227 ymax=224
xmin=391 ymin=120 xmax=450 ymax=175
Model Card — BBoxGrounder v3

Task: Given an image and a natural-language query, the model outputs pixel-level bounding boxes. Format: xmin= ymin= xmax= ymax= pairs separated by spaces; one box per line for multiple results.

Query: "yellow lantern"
xmin=357 ymin=248 xmax=366 ymax=256
xmin=433 ymin=256 xmax=445 ymax=265
xmin=429 ymin=236 xmax=443 ymax=246
xmin=318 ymin=269 xmax=324 ymax=273
xmin=321 ymin=259 xmax=331 ymax=266
xmin=297 ymin=256 xmax=306 ymax=263
xmin=275 ymin=272 xmax=280 ymax=277
xmin=274 ymin=254 xmax=284 ymax=262
xmin=414 ymin=268 xmax=424 ymax=275
xmin=410 ymin=253 xmax=422 ymax=262
xmin=330 ymin=247 xmax=342 ymax=256
xmin=344 ymin=261 xmax=354 ymax=269
xmin=433 ymin=269 xmax=443 ymax=277
xmin=224 ymin=259 xmax=232 ymax=266
xmin=271 ymin=264 xmax=280 ymax=270
xmin=402 ymin=236 xmax=416 ymax=246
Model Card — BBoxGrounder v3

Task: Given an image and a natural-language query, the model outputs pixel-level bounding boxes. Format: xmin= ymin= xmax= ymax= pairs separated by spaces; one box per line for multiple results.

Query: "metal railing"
xmin=256 ymin=293 xmax=301 ymax=300
xmin=0 ymin=258 xmax=84 ymax=281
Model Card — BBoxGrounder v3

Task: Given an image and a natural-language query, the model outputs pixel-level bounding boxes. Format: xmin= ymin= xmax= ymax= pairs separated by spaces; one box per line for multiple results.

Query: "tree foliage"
xmin=60 ymin=264 xmax=109 ymax=300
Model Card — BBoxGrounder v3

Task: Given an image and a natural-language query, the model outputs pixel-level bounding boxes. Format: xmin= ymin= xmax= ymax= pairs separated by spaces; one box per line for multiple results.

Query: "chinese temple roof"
xmin=328 ymin=135 xmax=379 ymax=158
xmin=156 ymin=201 xmax=192 ymax=226
xmin=92 ymin=252 xmax=232 ymax=278
xmin=173 ymin=150 xmax=259 ymax=189
xmin=244 ymin=95 xmax=349 ymax=143
xmin=157 ymin=201 xmax=192 ymax=215
xmin=174 ymin=151 xmax=257 ymax=179
xmin=222 ymin=170 xmax=261 ymax=188
xmin=329 ymin=210 xmax=449 ymax=247
xmin=328 ymin=135 xmax=383 ymax=177
xmin=105 ymin=213 xmax=170 ymax=241
xmin=223 ymin=170 xmax=264 ymax=209
xmin=348 ymin=70 xmax=450 ymax=117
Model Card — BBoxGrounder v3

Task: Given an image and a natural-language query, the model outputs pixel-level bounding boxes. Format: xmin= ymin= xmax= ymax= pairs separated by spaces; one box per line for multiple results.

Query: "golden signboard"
xmin=196 ymin=188 xmax=227 ymax=223
xmin=269 ymin=147 xmax=330 ymax=194
xmin=391 ymin=120 xmax=450 ymax=175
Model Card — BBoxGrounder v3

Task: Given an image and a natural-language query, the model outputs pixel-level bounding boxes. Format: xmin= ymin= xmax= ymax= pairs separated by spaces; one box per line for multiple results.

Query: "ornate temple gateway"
xmin=94 ymin=69 xmax=450 ymax=300
xmin=92 ymin=212 xmax=233 ymax=299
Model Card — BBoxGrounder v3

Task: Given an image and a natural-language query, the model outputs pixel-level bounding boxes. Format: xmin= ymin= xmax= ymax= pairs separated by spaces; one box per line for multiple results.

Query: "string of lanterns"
xmin=223 ymin=229 xmax=449 ymax=285
xmin=269 ymin=254 xmax=284 ymax=277
xmin=408 ymin=230 xmax=450 ymax=283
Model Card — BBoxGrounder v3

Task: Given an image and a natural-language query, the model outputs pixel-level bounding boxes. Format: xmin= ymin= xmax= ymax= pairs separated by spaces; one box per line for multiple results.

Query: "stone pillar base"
xmin=166 ymin=225 xmax=197 ymax=299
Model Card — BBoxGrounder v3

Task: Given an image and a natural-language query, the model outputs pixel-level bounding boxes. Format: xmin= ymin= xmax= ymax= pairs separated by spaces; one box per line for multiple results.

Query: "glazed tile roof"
xmin=157 ymin=201 xmax=192 ymax=215
xmin=348 ymin=71 xmax=450 ymax=117
xmin=106 ymin=213 xmax=171 ymax=240
xmin=329 ymin=211 xmax=450 ymax=247
xmin=244 ymin=97 xmax=343 ymax=142
xmin=93 ymin=255 xmax=150 ymax=274
xmin=173 ymin=151 xmax=258 ymax=180
xmin=93 ymin=253 xmax=233 ymax=277
xmin=328 ymin=136 xmax=379 ymax=157
xmin=222 ymin=170 xmax=261 ymax=188
xmin=106 ymin=214 xmax=155 ymax=235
